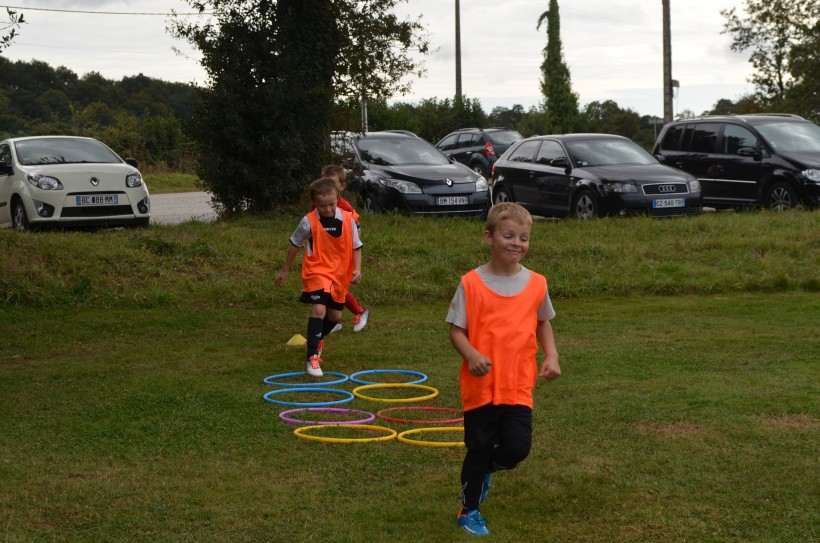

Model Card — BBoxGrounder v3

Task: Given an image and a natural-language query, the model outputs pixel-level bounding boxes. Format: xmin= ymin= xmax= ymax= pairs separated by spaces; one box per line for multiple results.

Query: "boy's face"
xmin=484 ymin=218 xmax=531 ymax=266
xmin=329 ymin=174 xmax=346 ymax=191
xmin=314 ymin=191 xmax=339 ymax=218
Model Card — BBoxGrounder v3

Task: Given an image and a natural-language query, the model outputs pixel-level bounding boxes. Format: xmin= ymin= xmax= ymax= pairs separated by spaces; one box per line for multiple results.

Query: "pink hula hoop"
xmin=278 ymin=407 xmax=376 ymax=425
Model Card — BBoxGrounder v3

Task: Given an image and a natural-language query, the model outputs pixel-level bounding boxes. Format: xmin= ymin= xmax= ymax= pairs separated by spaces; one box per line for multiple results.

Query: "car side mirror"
xmin=0 ymin=162 xmax=12 ymax=175
xmin=737 ymin=147 xmax=758 ymax=158
xmin=549 ymin=157 xmax=569 ymax=167
xmin=654 ymin=154 xmax=666 ymax=163
xmin=125 ymin=157 xmax=139 ymax=168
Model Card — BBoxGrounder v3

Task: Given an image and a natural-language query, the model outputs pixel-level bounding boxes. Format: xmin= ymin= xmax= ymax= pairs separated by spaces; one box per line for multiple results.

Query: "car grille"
xmin=414 ymin=204 xmax=487 ymax=216
xmin=642 ymin=183 xmax=689 ymax=195
xmin=61 ymin=205 xmax=135 ymax=218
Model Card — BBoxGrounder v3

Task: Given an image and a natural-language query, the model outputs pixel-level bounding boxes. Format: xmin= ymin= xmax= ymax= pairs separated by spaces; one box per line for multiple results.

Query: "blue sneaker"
xmin=479 ymin=472 xmax=491 ymax=505
xmin=457 ymin=509 xmax=490 ymax=536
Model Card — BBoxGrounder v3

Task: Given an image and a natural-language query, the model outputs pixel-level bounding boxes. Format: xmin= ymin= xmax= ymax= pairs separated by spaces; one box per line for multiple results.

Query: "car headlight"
xmin=603 ymin=182 xmax=637 ymax=193
xmin=126 ymin=171 xmax=144 ymax=188
xmin=475 ymin=176 xmax=488 ymax=192
xmin=803 ymin=168 xmax=820 ymax=182
xmin=379 ymin=178 xmax=422 ymax=194
xmin=688 ymin=179 xmax=701 ymax=192
xmin=27 ymin=173 xmax=63 ymax=190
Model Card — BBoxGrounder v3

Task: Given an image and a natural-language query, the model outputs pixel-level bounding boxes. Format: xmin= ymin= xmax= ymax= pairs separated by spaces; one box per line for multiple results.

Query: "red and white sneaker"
xmin=352 ymin=310 xmax=369 ymax=332
xmin=305 ymin=355 xmax=323 ymax=377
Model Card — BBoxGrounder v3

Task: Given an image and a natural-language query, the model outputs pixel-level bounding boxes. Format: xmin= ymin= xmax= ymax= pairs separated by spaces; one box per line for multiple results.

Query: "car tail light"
xmin=485 ymin=142 xmax=496 ymax=157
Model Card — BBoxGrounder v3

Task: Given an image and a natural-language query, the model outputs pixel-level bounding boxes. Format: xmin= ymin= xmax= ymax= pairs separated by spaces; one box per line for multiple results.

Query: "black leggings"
xmin=461 ymin=404 xmax=532 ymax=511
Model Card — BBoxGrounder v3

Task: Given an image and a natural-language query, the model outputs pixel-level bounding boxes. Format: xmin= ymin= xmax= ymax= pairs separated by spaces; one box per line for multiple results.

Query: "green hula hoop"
xmin=293 ymin=424 xmax=397 ymax=444
xmin=352 ymin=383 xmax=439 ymax=403
xmin=397 ymin=427 xmax=466 ymax=448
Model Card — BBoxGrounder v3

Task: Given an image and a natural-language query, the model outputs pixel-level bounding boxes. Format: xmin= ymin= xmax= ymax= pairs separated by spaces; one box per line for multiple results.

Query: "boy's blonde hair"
xmin=485 ymin=202 xmax=532 ymax=233
xmin=321 ymin=164 xmax=347 ymax=184
xmin=309 ymin=177 xmax=340 ymax=201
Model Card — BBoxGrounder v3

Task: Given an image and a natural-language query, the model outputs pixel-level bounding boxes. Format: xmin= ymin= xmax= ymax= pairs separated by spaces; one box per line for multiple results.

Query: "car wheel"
xmin=766 ymin=181 xmax=797 ymax=211
xmin=572 ymin=190 xmax=598 ymax=220
xmin=11 ymin=198 xmax=30 ymax=232
xmin=471 ymin=163 xmax=488 ymax=177
xmin=363 ymin=193 xmax=378 ymax=213
xmin=492 ymin=185 xmax=513 ymax=205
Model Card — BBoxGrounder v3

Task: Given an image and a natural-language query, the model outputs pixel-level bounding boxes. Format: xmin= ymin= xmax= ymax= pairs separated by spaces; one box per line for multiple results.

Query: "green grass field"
xmin=1 ymin=210 xmax=818 ymax=542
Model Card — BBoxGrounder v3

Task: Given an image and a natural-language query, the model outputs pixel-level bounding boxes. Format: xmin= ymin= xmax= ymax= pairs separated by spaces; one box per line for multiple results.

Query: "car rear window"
xmin=488 ymin=130 xmax=523 ymax=145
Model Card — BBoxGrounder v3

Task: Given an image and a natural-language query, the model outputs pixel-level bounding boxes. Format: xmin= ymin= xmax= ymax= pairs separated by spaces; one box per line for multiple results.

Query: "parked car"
xmin=335 ymin=131 xmax=490 ymax=217
xmin=652 ymin=114 xmax=820 ymax=210
xmin=492 ymin=133 xmax=702 ymax=219
xmin=0 ymin=136 xmax=150 ymax=232
xmin=436 ymin=127 xmax=523 ymax=177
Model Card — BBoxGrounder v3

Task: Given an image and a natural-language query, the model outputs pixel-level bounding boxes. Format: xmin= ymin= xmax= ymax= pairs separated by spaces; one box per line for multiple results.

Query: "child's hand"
xmin=351 ymin=269 xmax=362 ymax=285
xmin=539 ymin=357 xmax=561 ymax=381
xmin=274 ymin=270 xmax=287 ymax=287
xmin=467 ymin=353 xmax=492 ymax=377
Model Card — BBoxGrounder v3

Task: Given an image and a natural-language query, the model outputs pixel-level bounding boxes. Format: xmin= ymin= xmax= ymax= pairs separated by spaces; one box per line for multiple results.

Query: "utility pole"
xmin=455 ymin=0 xmax=462 ymax=103
xmin=662 ymin=0 xmax=673 ymax=123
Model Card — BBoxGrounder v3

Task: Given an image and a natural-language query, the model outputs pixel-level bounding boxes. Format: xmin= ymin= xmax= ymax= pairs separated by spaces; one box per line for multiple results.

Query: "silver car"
xmin=0 ymin=136 xmax=150 ymax=231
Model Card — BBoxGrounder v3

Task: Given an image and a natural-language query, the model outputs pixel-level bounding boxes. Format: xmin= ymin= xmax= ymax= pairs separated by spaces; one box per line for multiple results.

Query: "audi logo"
xmin=658 ymin=184 xmax=676 ymax=193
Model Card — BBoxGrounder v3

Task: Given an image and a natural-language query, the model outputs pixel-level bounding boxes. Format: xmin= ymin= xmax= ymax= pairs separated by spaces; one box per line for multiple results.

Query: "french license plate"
xmin=76 ymin=195 xmax=118 ymax=206
xmin=653 ymin=198 xmax=684 ymax=209
xmin=438 ymin=196 xmax=468 ymax=205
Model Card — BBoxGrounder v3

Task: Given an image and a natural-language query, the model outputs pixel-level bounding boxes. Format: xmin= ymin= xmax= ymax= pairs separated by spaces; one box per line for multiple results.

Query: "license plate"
xmin=438 ymin=196 xmax=468 ymax=205
xmin=76 ymin=195 xmax=118 ymax=206
xmin=653 ymin=198 xmax=684 ymax=209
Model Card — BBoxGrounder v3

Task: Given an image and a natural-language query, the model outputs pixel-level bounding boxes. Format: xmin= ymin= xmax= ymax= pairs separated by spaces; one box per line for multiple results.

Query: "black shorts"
xmin=463 ymin=403 xmax=532 ymax=450
xmin=299 ymin=289 xmax=345 ymax=310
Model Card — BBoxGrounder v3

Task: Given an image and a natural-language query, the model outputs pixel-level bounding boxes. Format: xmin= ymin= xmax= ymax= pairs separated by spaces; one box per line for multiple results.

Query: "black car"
xmin=652 ymin=114 xmax=820 ymax=210
xmin=436 ymin=127 xmax=523 ymax=177
xmin=492 ymin=134 xmax=702 ymax=219
xmin=334 ymin=131 xmax=490 ymax=217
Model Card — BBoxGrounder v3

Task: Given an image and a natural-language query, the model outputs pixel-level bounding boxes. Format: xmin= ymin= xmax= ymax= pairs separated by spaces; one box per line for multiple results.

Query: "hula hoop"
xmin=397 ymin=427 xmax=465 ymax=448
xmin=279 ymin=407 xmax=376 ymax=425
xmin=263 ymin=371 xmax=349 ymax=387
xmin=294 ymin=424 xmax=397 ymax=444
xmin=263 ymin=387 xmax=354 ymax=407
xmin=352 ymin=383 xmax=439 ymax=403
xmin=377 ymin=406 xmax=464 ymax=424
xmin=349 ymin=369 xmax=428 ymax=385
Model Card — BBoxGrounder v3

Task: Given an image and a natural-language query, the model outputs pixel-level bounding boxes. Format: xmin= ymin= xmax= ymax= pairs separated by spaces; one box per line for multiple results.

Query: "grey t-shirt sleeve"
xmin=445 ymin=280 xmax=467 ymax=329
xmin=288 ymin=215 xmax=311 ymax=247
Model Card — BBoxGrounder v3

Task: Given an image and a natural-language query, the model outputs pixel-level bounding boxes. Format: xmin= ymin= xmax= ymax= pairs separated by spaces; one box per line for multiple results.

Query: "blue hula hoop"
xmin=263 ymin=387 xmax=354 ymax=407
xmin=349 ymin=369 xmax=428 ymax=385
xmin=263 ymin=371 xmax=349 ymax=387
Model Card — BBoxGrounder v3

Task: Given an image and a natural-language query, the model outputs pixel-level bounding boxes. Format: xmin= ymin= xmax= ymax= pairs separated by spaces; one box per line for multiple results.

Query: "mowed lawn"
xmin=0 ymin=210 xmax=818 ymax=542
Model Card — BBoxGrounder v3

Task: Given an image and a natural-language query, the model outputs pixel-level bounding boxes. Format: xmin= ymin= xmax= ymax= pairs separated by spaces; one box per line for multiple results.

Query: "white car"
xmin=0 ymin=136 xmax=150 ymax=231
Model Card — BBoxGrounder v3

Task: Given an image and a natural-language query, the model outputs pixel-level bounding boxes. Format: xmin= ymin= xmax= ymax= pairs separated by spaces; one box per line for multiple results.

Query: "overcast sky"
xmin=3 ymin=0 xmax=756 ymax=118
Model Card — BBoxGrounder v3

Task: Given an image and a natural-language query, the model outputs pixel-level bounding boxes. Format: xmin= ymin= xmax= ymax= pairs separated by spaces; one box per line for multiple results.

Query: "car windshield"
xmin=15 ymin=138 xmax=121 ymax=165
xmin=755 ymin=122 xmax=820 ymax=153
xmin=565 ymin=139 xmax=657 ymax=167
xmin=488 ymin=130 xmax=523 ymax=145
xmin=356 ymin=137 xmax=450 ymax=166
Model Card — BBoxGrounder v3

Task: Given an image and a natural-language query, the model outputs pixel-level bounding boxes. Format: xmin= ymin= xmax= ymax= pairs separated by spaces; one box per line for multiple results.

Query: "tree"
xmin=536 ymin=0 xmax=578 ymax=134
xmin=721 ymin=0 xmax=819 ymax=105
xmin=172 ymin=0 xmax=429 ymax=213
xmin=1 ymin=8 xmax=24 ymax=51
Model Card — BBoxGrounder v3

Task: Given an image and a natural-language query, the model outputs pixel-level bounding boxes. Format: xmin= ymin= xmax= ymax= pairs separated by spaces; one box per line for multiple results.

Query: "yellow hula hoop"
xmin=293 ymin=424 xmax=397 ymax=444
xmin=352 ymin=383 xmax=439 ymax=403
xmin=397 ymin=427 xmax=465 ymax=448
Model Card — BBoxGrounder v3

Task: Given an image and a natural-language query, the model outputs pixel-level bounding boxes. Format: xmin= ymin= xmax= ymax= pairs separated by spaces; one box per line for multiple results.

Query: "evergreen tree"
xmin=536 ymin=0 xmax=579 ymax=134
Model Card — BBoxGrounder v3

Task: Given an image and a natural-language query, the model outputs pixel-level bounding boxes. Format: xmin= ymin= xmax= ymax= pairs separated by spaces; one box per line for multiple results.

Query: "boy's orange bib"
xmin=302 ymin=210 xmax=354 ymax=304
xmin=459 ymin=269 xmax=547 ymax=411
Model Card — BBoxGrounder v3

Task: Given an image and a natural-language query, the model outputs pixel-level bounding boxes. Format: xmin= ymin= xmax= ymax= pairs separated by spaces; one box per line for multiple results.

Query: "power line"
xmin=0 ymin=4 xmax=210 ymax=16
